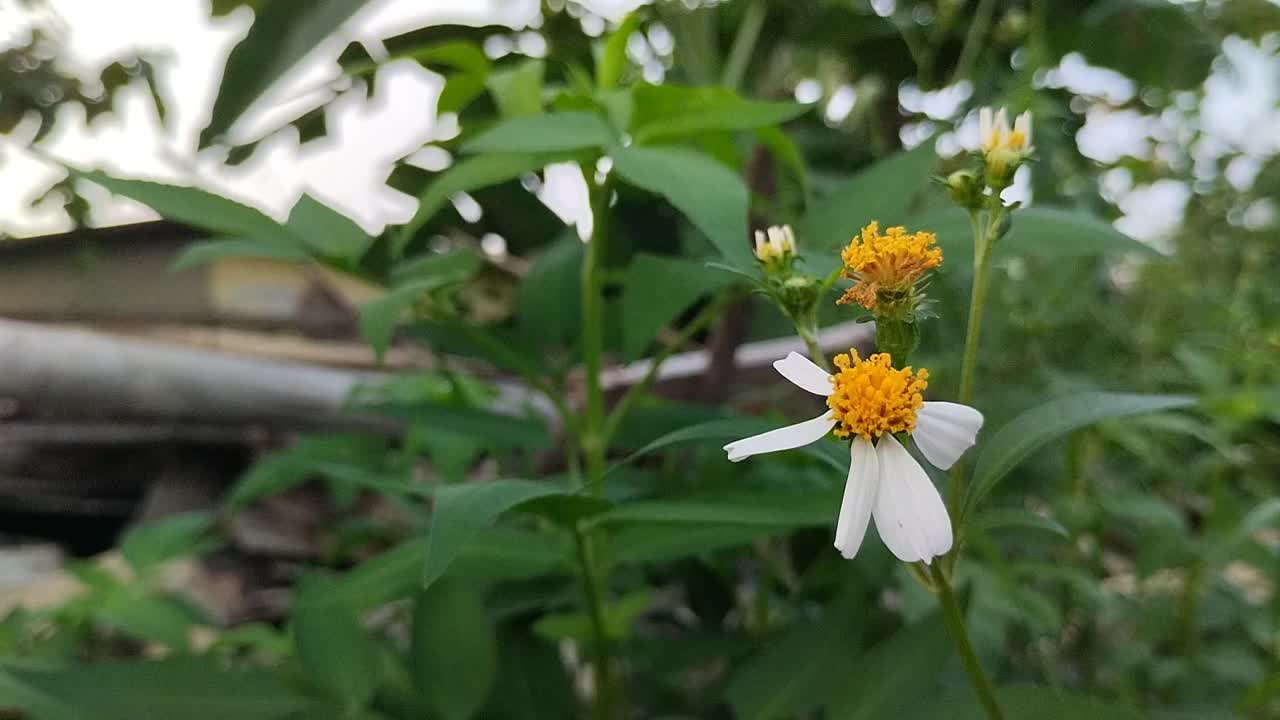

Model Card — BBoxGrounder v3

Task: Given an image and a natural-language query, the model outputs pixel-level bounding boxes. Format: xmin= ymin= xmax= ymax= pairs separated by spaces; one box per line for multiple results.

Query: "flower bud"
xmin=753 ymin=224 xmax=798 ymax=271
xmin=944 ymin=170 xmax=984 ymax=210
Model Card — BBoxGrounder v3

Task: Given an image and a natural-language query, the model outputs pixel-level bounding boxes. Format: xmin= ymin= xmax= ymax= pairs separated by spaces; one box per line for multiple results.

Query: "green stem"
xmin=930 ymin=564 xmax=1006 ymax=720
xmin=581 ymin=172 xmax=611 ymax=496
xmin=951 ymin=0 xmax=999 ymax=84
xmin=800 ymin=329 xmax=828 ymax=372
xmin=949 ymin=210 xmax=994 ymax=520
xmin=572 ymin=527 xmax=614 ymax=720
xmin=576 ymin=167 xmax=616 ymax=718
xmin=721 ymin=0 xmax=766 ymax=91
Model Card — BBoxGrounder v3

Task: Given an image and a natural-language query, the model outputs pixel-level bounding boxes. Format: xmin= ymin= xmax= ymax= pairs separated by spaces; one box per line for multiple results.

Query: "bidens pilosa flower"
xmin=978 ymin=106 xmax=1033 ymax=188
xmin=723 ymin=351 xmax=983 ymax=564
xmin=753 ymin=225 xmax=797 ymax=270
xmin=837 ymin=222 xmax=941 ymax=318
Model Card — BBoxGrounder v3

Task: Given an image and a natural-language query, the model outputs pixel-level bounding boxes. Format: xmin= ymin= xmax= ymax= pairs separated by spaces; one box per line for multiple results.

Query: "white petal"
xmin=834 ymin=437 xmax=879 ymax=559
xmin=995 ymin=107 xmax=1011 ymax=136
xmin=772 ymin=352 xmax=832 ymax=396
xmin=871 ymin=434 xmax=953 ymax=564
xmin=723 ymin=412 xmax=835 ymax=462
xmin=913 ymin=402 xmax=984 ymax=470
xmin=979 ymin=107 xmax=994 ymax=148
xmin=1015 ymin=110 xmax=1033 ymax=146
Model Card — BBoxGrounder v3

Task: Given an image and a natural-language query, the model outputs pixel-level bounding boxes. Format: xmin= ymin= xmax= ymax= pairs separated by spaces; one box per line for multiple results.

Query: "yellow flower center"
xmin=837 ymin=222 xmax=942 ymax=310
xmin=826 ymin=351 xmax=928 ymax=440
xmin=1006 ymin=129 xmax=1027 ymax=150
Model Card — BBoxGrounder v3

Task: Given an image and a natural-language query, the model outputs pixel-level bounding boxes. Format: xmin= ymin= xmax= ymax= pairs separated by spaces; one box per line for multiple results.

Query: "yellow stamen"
xmin=837 ymin=222 xmax=942 ymax=310
xmin=826 ymin=351 xmax=928 ymax=440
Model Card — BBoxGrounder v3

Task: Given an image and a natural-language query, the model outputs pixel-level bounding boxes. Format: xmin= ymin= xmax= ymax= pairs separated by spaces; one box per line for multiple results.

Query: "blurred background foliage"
xmin=1 ymin=0 xmax=1278 ymax=719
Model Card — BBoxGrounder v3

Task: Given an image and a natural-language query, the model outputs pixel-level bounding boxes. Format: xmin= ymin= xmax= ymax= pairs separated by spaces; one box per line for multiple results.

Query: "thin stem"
xmin=575 ymin=166 xmax=617 ymax=719
xmin=603 ymin=292 xmax=733 ymax=443
xmin=581 ymin=172 xmax=611 ymax=496
xmin=721 ymin=0 xmax=766 ymax=91
xmin=930 ymin=564 xmax=1006 ymax=720
xmin=951 ymin=0 xmax=998 ymax=84
xmin=572 ymin=527 xmax=614 ymax=720
xmin=800 ymin=329 xmax=828 ymax=372
xmin=957 ymin=212 xmax=993 ymax=408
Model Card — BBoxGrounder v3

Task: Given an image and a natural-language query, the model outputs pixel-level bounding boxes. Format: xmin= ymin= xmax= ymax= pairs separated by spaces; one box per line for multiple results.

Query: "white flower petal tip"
xmin=834 ymin=437 xmax=879 ymax=559
xmin=772 ymin=352 xmax=833 ymax=396
xmin=914 ymin=402 xmax=984 ymax=470
xmin=871 ymin=434 xmax=953 ymax=564
xmin=722 ymin=413 xmax=836 ymax=463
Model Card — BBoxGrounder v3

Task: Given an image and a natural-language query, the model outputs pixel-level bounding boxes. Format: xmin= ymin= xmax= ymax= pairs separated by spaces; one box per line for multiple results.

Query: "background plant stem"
xmin=577 ymin=167 xmax=616 ymax=718
xmin=930 ymin=563 xmax=1006 ymax=720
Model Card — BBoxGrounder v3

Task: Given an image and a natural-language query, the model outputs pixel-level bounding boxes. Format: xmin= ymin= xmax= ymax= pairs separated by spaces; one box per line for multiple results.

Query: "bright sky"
xmin=0 ymin=0 xmax=1276 ymax=247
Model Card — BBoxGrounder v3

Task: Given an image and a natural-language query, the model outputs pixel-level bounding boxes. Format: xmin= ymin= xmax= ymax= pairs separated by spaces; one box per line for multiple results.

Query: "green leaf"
xmin=519 ymin=233 xmax=584 ymax=348
xmin=486 ymin=59 xmax=544 ymax=117
xmin=629 ymin=84 xmax=810 ymax=144
xmin=483 ymin=630 xmax=576 ymax=720
xmin=534 ymin=591 xmax=653 ymax=648
xmin=610 ymin=524 xmax=776 ymax=566
xmin=227 ymin=433 xmax=391 ymax=507
xmin=597 ymin=13 xmax=640 ymax=91
xmin=614 ymin=418 xmax=846 ymax=473
xmin=924 ymin=206 xmax=1157 ymax=264
xmin=173 ymin=238 xmax=308 ymax=271
xmin=464 ymin=111 xmax=614 ymax=154
xmin=968 ymin=508 xmax=1070 ymax=540
xmin=328 ymin=530 xmax=568 ymax=612
xmin=293 ymin=580 xmax=381 ymax=711
xmin=120 ymin=512 xmax=218 ymax=570
xmin=368 ymin=403 xmax=550 ymax=449
xmin=202 ymin=0 xmax=373 ymax=145
xmin=796 ymin=144 xmax=936 ymax=272
xmin=825 ymin=613 xmax=951 ymax=719
xmin=0 ymin=667 xmax=77 ymax=720
xmin=96 ymin=592 xmax=203 ymax=649
xmin=359 ymin=286 xmax=422 ymax=361
xmin=393 ymin=153 xmax=558 ymax=255
xmin=423 ymin=480 xmax=572 ymax=589
xmin=726 ymin=606 xmax=862 ymax=720
xmin=412 ymin=580 xmax=498 ymax=720
xmin=77 ymin=170 xmax=288 ymax=239
xmin=1208 ymin=497 xmax=1280 ymax=565
xmin=285 ymin=193 xmax=372 ymax=262
xmin=390 ymin=248 xmax=484 ymax=287
xmin=611 ymin=145 xmax=752 ymax=268
xmin=8 ymin=658 xmax=312 ymax=720
xmin=905 ymin=685 xmax=1144 ymax=720
xmin=620 ymin=253 xmax=736 ymax=359
xmin=593 ymin=491 xmax=837 ymax=529
xmin=965 ymin=392 xmax=1196 ymax=519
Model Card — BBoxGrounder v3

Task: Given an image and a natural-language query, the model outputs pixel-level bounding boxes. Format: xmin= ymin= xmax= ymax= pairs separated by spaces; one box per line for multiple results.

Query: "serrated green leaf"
xmin=412 ymin=580 xmax=497 ymax=720
xmin=463 ymin=111 xmax=614 ymax=154
xmin=8 ymin=658 xmax=311 ymax=720
xmin=519 ymin=233 xmax=584 ymax=348
xmin=611 ymin=144 xmax=753 ymax=268
xmin=968 ymin=508 xmax=1070 ymax=540
xmin=796 ymin=144 xmax=936 ymax=274
xmin=597 ymin=13 xmax=640 ymax=91
xmin=393 ymin=153 xmax=558 ymax=255
xmin=285 ymin=193 xmax=371 ymax=262
xmin=486 ymin=59 xmax=544 ymax=117
xmin=825 ymin=613 xmax=951 ymax=719
xmin=964 ymin=392 xmax=1196 ymax=519
xmin=629 ymin=83 xmax=810 ymax=144
xmin=923 ymin=206 xmax=1157 ymax=265
xmin=620 ymin=253 xmax=736 ymax=359
xmin=77 ymin=170 xmax=288 ymax=240
xmin=173 ymin=238 xmax=308 ymax=271
xmin=423 ymin=480 xmax=572 ymax=589
xmin=202 ymin=0 xmax=373 ymax=145
xmin=120 ymin=512 xmax=218 ymax=571
xmin=293 ymin=579 xmax=380 ymax=711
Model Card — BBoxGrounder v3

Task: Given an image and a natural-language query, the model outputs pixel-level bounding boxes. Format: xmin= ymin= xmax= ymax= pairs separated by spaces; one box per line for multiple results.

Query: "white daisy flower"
xmin=723 ymin=350 xmax=983 ymax=564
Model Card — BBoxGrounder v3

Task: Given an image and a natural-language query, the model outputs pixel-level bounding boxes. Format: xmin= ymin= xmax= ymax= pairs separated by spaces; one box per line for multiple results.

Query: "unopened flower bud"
xmin=945 ymin=169 xmax=984 ymax=209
